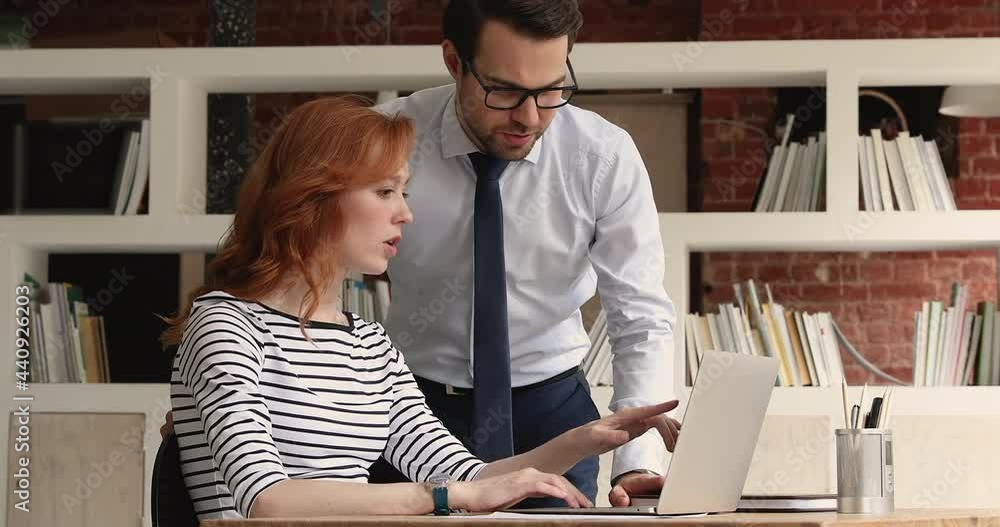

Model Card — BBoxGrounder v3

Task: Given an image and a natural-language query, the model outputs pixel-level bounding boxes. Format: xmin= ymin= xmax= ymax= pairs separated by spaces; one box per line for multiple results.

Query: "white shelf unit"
xmin=3 ymin=39 xmax=1000 ymax=522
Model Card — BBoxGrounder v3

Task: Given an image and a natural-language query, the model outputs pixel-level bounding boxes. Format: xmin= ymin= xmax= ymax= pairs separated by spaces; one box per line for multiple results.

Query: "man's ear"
xmin=442 ymin=40 xmax=462 ymax=81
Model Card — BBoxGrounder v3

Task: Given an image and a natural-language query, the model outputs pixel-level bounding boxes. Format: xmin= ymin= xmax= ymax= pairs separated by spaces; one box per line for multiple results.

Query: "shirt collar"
xmin=440 ymin=86 xmax=542 ymax=165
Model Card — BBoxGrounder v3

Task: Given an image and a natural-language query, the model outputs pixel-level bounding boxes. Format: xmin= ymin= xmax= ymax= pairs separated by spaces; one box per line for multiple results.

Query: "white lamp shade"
xmin=939 ymin=85 xmax=1000 ymax=117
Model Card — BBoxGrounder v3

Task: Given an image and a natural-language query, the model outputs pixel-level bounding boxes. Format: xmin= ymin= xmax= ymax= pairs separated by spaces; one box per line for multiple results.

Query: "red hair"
xmin=160 ymin=95 xmax=414 ymax=346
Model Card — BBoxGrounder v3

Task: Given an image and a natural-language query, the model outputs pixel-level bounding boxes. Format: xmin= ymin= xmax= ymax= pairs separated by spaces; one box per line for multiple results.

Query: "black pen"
xmin=865 ymin=397 xmax=884 ymax=428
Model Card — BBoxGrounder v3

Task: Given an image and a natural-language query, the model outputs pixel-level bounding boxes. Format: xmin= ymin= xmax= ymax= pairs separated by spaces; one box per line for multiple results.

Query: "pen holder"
xmin=834 ymin=428 xmax=894 ymax=514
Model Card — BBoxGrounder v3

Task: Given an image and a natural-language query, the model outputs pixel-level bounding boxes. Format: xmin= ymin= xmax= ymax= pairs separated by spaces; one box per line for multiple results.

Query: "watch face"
xmin=428 ymin=473 xmax=450 ymax=486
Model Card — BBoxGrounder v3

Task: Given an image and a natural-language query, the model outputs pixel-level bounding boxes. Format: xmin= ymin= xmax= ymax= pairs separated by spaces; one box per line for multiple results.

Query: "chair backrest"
xmin=151 ymin=431 xmax=199 ymax=527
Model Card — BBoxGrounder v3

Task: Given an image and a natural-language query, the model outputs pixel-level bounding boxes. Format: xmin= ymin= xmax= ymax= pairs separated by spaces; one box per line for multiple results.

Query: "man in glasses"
xmin=370 ymin=0 xmax=680 ymax=509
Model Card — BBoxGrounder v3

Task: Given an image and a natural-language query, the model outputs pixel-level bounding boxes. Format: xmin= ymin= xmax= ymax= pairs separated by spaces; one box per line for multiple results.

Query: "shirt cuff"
xmin=610 ymin=429 xmax=668 ymax=483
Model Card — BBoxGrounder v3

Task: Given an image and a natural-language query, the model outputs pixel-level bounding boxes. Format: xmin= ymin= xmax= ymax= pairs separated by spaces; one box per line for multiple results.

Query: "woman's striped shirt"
xmin=170 ymin=291 xmax=486 ymax=519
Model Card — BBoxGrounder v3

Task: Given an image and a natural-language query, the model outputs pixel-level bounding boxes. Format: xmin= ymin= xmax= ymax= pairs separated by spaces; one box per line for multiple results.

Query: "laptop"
xmin=508 ymin=350 xmax=779 ymax=516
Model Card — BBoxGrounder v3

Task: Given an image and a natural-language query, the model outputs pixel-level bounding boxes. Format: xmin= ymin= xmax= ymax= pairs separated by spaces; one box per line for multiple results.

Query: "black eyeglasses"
xmin=462 ymin=58 xmax=579 ymax=110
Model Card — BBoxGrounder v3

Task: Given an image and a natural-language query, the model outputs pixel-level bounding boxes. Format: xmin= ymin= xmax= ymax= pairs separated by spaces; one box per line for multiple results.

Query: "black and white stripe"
xmin=171 ymin=291 xmax=486 ymax=519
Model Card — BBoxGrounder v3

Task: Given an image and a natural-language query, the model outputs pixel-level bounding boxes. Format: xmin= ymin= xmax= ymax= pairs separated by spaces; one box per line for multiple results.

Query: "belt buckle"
xmin=445 ymin=384 xmax=460 ymax=396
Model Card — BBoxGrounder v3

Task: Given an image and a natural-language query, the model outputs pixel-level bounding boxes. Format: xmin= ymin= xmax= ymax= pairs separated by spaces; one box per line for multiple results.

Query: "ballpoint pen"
xmin=850 ymin=404 xmax=860 ymax=429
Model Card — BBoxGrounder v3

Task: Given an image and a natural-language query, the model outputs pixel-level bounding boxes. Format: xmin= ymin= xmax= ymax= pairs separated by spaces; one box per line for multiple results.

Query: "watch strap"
xmin=432 ymin=485 xmax=449 ymax=515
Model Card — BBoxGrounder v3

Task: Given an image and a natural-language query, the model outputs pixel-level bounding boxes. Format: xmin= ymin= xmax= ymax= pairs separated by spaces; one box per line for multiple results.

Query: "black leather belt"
xmin=415 ymin=366 xmax=580 ymax=396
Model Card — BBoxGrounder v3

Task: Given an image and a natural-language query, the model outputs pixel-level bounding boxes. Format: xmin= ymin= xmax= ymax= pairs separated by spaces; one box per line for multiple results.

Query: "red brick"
xmin=930 ymin=259 xmax=963 ymax=281
xmin=749 ymin=0 xmax=779 ymax=10
xmin=812 ymin=0 xmax=879 ymax=11
xmin=837 ymin=262 xmax=861 ymax=282
xmin=801 ymin=284 xmax=843 ymax=302
xmin=926 ymin=12 xmax=963 ymax=32
xmin=860 ymin=302 xmax=891 ymax=320
xmin=895 ymin=260 xmax=929 ymax=282
xmin=731 ymin=15 xmax=802 ymax=37
xmin=892 ymin=250 xmax=935 ymax=260
xmin=867 ymin=324 xmax=892 ymax=345
xmin=861 ymin=260 xmax=894 ymax=281
xmin=834 ymin=303 xmax=862 ymax=324
xmin=958 ymin=197 xmax=993 ymax=209
xmin=950 ymin=248 xmax=995 ymax=259
xmin=988 ymin=119 xmax=1000 ymax=134
xmin=960 ymin=135 xmax=995 ymax=157
xmin=838 ymin=321 xmax=864 ymax=343
xmin=988 ymin=180 xmax=1000 ymax=197
xmin=735 ymin=263 xmax=757 ymax=280
xmin=703 ymin=138 xmax=736 ymax=160
xmin=870 ymin=282 xmax=937 ymax=300
xmin=791 ymin=263 xmax=820 ymax=283
xmin=801 ymin=14 xmax=851 ymax=38
xmin=704 ymin=286 xmax=733 ymax=307
xmin=972 ymin=157 xmax=1000 ymax=177
xmin=758 ymin=263 xmax=792 ymax=282
xmin=730 ymin=136 xmax=769 ymax=158
xmin=862 ymin=343 xmax=893 ymax=365
xmin=842 ymin=364 xmax=867 ymax=385
xmin=843 ymin=284 xmax=870 ymax=301
xmin=770 ymin=283 xmax=801 ymax=302
xmin=959 ymin=118 xmax=988 ymax=135
xmin=708 ymin=252 xmax=737 ymax=263
xmin=962 ymin=259 xmax=996 ymax=281
xmin=701 ymin=97 xmax=739 ymax=119
xmin=708 ymin=261 xmax=736 ymax=283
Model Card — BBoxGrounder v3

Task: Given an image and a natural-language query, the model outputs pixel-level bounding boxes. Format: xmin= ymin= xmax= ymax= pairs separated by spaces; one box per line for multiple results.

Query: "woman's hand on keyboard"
xmin=450 ymin=467 xmax=593 ymax=511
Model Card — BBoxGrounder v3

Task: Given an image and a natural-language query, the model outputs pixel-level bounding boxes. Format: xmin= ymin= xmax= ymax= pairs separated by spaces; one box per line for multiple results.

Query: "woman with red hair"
xmin=161 ymin=96 xmax=677 ymax=520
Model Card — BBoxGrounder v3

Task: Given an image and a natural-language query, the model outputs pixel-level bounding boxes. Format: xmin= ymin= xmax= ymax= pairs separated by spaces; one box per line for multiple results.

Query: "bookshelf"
xmin=4 ymin=39 xmax=1000 ymax=522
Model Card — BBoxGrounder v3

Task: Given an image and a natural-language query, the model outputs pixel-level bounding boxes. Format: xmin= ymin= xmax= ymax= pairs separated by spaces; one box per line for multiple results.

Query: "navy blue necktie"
xmin=468 ymin=151 xmax=514 ymax=461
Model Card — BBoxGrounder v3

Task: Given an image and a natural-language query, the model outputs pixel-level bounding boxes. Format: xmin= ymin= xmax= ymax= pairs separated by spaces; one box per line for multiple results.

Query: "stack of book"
xmin=686 ymin=279 xmax=846 ymax=387
xmin=20 ymin=274 xmax=110 ymax=383
xmin=753 ymin=114 xmax=827 ymax=212
xmin=341 ymin=276 xmax=391 ymax=323
xmin=857 ymin=128 xmax=956 ymax=212
xmin=913 ymin=282 xmax=999 ymax=386
xmin=109 ymin=117 xmax=151 ymax=215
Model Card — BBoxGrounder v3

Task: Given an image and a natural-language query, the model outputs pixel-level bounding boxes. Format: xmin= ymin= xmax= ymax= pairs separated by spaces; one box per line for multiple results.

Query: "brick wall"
xmin=3 ymin=0 xmax=700 ymax=46
xmin=700 ymin=0 xmax=1000 ymax=384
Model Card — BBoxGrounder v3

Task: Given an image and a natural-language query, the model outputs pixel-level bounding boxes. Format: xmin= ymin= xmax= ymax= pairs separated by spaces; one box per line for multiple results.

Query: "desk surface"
xmin=201 ymin=508 xmax=1000 ymax=527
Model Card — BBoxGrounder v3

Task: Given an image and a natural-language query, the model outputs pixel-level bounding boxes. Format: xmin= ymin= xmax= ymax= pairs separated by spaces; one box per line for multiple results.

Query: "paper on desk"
xmin=449 ymin=511 xmax=708 ymax=520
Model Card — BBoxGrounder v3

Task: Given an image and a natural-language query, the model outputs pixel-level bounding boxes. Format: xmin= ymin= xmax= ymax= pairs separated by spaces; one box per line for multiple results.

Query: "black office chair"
xmin=151 ymin=431 xmax=199 ymax=527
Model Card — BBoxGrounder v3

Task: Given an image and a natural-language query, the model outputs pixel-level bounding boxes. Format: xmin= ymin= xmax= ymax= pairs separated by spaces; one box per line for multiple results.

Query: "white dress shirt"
xmin=376 ymin=84 xmax=677 ymax=479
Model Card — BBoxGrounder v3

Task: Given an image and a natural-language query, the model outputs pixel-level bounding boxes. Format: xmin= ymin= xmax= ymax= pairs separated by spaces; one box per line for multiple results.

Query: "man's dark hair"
xmin=443 ymin=0 xmax=583 ymax=63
